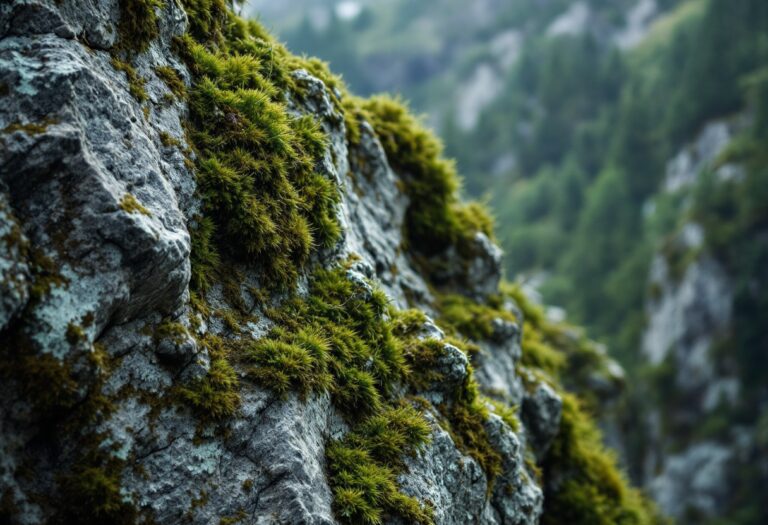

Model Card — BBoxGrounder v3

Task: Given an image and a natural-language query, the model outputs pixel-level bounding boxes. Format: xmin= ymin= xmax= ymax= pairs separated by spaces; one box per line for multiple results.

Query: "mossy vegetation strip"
xmin=438 ymin=283 xmax=664 ymax=524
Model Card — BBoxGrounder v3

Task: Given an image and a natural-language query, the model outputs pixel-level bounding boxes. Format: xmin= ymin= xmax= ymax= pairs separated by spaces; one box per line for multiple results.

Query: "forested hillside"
xmin=253 ymin=0 xmax=768 ymax=523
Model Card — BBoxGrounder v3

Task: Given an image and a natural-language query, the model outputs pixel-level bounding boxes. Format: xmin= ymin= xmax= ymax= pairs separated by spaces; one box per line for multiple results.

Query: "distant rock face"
xmin=0 ymin=1 xmax=572 ymax=524
xmin=637 ymin=116 xmax=762 ymax=524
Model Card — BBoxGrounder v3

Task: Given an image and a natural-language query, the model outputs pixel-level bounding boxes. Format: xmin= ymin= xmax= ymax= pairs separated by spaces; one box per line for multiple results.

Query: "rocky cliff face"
xmin=0 ymin=1 xmax=660 ymax=524
xmin=636 ymin=116 xmax=768 ymax=524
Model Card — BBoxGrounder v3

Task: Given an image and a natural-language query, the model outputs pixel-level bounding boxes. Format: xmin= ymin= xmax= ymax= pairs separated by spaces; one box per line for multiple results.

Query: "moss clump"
xmin=442 ymin=398 xmax=503 ymax=485
xmin=158 ymin=131 xmax=182 ymax=148
xmin=153 ymin=320 xmax=189 ymax=344
xmin=110 ymin=58 xmax=148 ymax=103
xmin=243 ymin=327 xmax=333 ymax=399
xmin=253 ymin=266 xmax=404 ymax=418
xmin=154 ymin=65 xmax=187 ymax=99
xmin=189 ymin=216 xmax=220 ymax=291
xmin=505 ymin=283 xmax=614 ymax=399
xmin=430 ymin=283 xmax=661 ymax=519
xmin=118 ymin=193 xmax=152 ymax=216
xmin=53 ymin=452 xmax=138 ymax=525
xmin=327 ymin=404 xmax=433 ymax=525
xmin=240 ymin=266 xmax=432 ymax=524
xmin=175 ymin=333 xmax=241 ymax=423
xmin=541 ymin=394 xmax=661 ymax=525
xmin=487 ymin=398 xmax=521 ymax=433
xmin=1 ymin=118 xmax=55 ymax=135
xmin=179 ymin=36 xmax=341 ymax=290
xmin=118 ymin=0 xmax=161 ymax=52
xmin=492 ymin=286 xmax=663 ymax=524
xmin=351 ymin=95 xmax=493 ymax=257
xmin=177 ymin=0 xmax=229 ymax=44
xmin=437 ymin=292 xmax=517 ymax=341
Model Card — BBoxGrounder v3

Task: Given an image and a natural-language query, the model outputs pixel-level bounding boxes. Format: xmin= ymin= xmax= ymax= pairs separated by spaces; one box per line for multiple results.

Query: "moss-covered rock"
xmin=0 ymin=0 xmax=662 ymax=524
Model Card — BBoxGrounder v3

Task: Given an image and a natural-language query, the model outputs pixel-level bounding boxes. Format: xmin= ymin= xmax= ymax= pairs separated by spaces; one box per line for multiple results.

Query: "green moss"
xmin=492 ymin=286 xmax=663 ymax=524
xmin=54 ymin=453 xmax=138 ymax=525
xmin=158 ymin=131 xmax=182 ymax=148
xmin=1 ymin=118 xmax=55 ymax=135
xmin=207 ymin=263 xmax=430 ymax=523
xmin=243 ymin=329 xmax=333 ymax=398
xmin=351 ymin=95 xmax=493 ymax=258
xmin=487 ymin=398 xmax=521 ymax=433
xmin=392 ymin=309 xmax=506 ymax=489
xmin=437 ymin=292 xmax=516 ymax=341
xmin=65 ymin=322 xmax=86 ymax=345
xmin=189 ymin=216 xmax=220 ymax=291
xmin=110 ymin=58 xmax=148 ymax=103
xmin=252 ymin=266 xmax=404 ymax=418
xmin=177 ymin=0 xmax=228 ymax=44
xmin=442 ymin=399 xmax=503 ymax=487
xmin=118 ymin=0 xmax=161 ymax=52
xmin=179 ymin=36 xmax=341 ymax=290
xmin=505 ymin=283 xmax=616 ymax=400
xmin=155 ymin=65 xmax=187 ymax=99
xmin=327 ymin=403 xmax=433 ymax=525
xmin=118 ymin=193 xmax=152 ymax=216
xmin=234 ymin=266 xmax=432 ymax=524
xmin=219 ymin=509 xmax=247 ymax=525
xmin=154 ymin=320 xmax=189 ymax=345
xmin=430 ymin=283 xmax=659 ymax=517
xmin=541 ymin=394 xmax=662 ymax=525
xmin=175 ymin=333 xmax=241 ymax=422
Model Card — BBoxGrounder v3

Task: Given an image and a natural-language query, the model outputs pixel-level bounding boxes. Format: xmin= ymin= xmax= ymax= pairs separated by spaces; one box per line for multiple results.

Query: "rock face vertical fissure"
xmin=1 ymin=1 xmax=661 ymax=524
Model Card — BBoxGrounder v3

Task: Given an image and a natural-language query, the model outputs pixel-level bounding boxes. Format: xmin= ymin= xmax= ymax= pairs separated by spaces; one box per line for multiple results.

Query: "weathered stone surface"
xmin=472 ymin=314 xmax=526 ymax=407
xmin=485 ymin=413 xmax=543 ymax=524
xmin=430 ymin=231 xmax=503 ymax=300
xmin=521 ymin=381 xmax=563 ymax=458
xmin=398 ymin=410 xmax=495 ymax=525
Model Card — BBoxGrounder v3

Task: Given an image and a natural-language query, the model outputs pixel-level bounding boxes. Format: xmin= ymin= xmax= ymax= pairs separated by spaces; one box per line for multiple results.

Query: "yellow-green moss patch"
xmin=118 ymin=193 xmax=152 ymax=216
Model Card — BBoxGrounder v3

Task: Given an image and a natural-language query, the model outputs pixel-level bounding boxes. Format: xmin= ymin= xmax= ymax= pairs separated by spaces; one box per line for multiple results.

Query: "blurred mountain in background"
xmin=250 ymin=1 xmax=768 ymax=524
